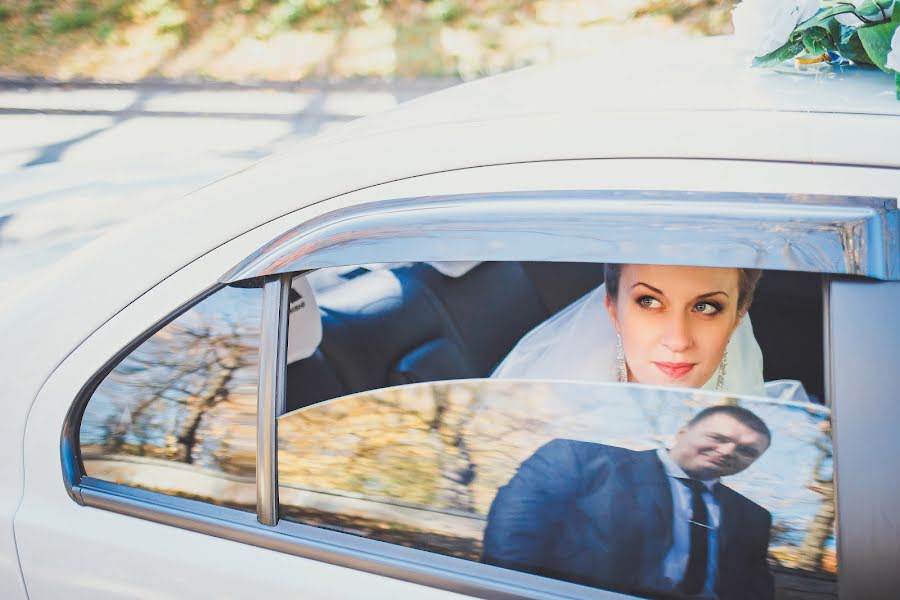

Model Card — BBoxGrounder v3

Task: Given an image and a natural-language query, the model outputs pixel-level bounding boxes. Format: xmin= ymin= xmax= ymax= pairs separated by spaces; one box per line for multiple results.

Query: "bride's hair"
xmin=603 ymin=264 xmax=763 ymax=314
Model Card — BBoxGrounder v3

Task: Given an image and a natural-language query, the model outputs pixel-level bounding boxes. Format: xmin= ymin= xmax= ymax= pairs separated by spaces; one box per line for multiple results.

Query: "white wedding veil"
xmin=492 ymin=284 xmax=768 ymax=397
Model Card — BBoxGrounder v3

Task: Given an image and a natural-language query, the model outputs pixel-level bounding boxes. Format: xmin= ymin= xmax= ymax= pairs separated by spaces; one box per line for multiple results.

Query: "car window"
xmin=72 ymin=258 xmax=834 ymax=598
xmin=278 ymin=260 xmax=834 ymax=598
xmin=286 ymin=262 xmax=825 ymax=409
xmin=78 ymin=285 xmax=262 ymax=512
xmin=284 ymin=261 xmax=606 ymax=411
xmin=278 ymin=379 xmax=837 ymax=599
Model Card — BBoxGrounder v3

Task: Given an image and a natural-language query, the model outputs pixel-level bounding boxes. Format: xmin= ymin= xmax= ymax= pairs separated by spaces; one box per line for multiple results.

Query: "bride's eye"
xmin=637 ymin=296 xmax=662 ymax=309
xmin=694 ymin=301 xmax=722 ymax=315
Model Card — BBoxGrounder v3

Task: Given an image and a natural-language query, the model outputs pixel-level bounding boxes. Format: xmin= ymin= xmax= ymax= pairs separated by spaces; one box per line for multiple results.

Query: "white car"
xmin=2 ymin=38 xmax=898 ymax=600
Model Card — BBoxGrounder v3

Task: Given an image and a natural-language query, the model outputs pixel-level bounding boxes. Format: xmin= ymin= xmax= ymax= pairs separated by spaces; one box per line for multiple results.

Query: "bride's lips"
xmin=653 ymin=361 xmax=697 ymax=379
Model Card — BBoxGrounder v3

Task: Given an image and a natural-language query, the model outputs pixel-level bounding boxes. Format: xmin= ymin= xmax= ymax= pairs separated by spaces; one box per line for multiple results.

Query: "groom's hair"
xmin=603 ymin=263 xmax=763 ymax=314
xmin=688 ymin=405 xmax=772 ymax=446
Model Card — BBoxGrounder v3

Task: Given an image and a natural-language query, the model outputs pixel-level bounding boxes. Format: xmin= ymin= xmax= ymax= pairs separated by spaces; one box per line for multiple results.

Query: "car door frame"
xmin=18 ymin=158 xmax=900 ymax=600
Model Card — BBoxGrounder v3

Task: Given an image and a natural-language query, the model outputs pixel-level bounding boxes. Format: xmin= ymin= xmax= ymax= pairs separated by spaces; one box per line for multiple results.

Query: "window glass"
xmin=280 ymin=259 xmax=833 ymax=598
xmin=79 ymin=285 xmax=262 ymax=512
xmin=284 ymin=261 xmax=606 ymax=411
xmin=278 ymin=380 xmax=836 ymax=599
xmin=286 ymin=262 xmax=825 ymax=410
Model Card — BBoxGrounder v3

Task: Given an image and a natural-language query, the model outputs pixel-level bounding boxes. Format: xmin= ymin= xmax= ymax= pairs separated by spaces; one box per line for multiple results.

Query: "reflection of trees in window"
xmin=278 ymin=382 xmax=558 ymax=515
xmin=279 ymin=380 xmax=837 ymax=586
xmin=795 ymin=419 xmax=835 ymax=572
xmin=747 ymin=408 xmax=835 ymax=577
xmin=108 ymin=322 xmax=253 ymax=463
xmin=428 ymin=384 xmax=476 ymax=512
xmin=80 ymin=288 xmax=261 ymax=483
xmin=278 ymin=381 xmax=558 ymax=560
xmin=279 ymin=383 xmax=478 ymax=509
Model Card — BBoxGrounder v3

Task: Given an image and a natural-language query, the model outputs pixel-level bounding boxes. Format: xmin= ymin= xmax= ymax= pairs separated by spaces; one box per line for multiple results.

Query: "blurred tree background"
xmin=0 ymin=0 xmax=736 ymax=81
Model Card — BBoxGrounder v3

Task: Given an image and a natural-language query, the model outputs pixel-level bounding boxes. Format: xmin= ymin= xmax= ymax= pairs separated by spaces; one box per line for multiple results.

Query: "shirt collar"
xmin=656 ymin=448 xmax=719 ymax=491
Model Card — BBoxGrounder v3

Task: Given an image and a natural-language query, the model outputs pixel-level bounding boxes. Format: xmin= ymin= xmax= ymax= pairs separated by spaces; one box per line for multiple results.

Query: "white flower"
xmin=887 ymin=27 xmax=900 ymax=72
xmin=733 ymin=0 xmax=822 ymax=57
xmin=836 ymin=0 xmax=895 ymax=27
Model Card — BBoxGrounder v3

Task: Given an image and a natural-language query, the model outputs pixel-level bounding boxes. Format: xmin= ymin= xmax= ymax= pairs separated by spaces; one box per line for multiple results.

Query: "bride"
xmin=494 ymin=263 xmax=773 ymax=397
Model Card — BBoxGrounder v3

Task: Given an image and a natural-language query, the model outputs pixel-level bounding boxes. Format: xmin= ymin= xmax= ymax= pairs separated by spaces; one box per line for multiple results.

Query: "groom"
xmin=482 ymin=405 xmax=774 ymax=600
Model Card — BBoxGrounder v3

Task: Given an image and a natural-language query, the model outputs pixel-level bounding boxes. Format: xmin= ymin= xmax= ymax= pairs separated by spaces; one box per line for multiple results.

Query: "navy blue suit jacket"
xmin=483 ymin=439 xmax=774 ymax=600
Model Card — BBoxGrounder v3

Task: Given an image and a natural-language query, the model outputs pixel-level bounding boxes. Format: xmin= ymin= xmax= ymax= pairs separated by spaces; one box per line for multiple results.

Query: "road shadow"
xmin=22 ymin=89 xmax=154 ymax=167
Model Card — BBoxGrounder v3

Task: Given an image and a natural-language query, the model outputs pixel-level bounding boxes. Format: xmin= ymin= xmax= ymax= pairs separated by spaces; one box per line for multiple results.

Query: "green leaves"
xmin=839 ymin=29 xmax=876 ymax=64
xmin=794 ymin=4 xmax=858 ymax=32
xmin=858 ymin=19 xmax=899 ymax=71
xmin=746 ymin=0 xmax=899 ymax=99
xmin=856 ymin=0 xmax=896 ymax=21
xmin=752 ymin=40 xmax=806 ymax=67
xmin=802 ymin=27 xmax=831 ymax=55
xmin=751 ymin=1 xmax=898 ymax=69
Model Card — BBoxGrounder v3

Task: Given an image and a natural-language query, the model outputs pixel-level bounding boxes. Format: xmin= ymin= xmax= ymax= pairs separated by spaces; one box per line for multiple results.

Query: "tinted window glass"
xmin=285 ymin=262 xmax=825 ymax=411
xmin=278 ymin=380 xmax=836 ymax=599
xmin=284 ymin=261 xmax=605 ymax=412
xmin=79 ymin=285 xmax=262 ymax=512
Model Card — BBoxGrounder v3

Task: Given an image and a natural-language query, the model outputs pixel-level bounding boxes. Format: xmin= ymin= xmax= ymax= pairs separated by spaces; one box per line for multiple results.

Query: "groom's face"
xmin=670 ymin=413 xmax=769 ymax=480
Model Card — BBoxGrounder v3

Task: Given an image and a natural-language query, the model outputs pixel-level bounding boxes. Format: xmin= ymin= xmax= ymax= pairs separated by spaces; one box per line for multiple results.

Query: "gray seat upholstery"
xmin=285 ymin=261 xmax=604 ymax=412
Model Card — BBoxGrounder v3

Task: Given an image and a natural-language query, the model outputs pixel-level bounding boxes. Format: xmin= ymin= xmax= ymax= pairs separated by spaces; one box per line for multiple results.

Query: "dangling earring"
xmin=616 ymin=333 xmax=628 ymax=383
xmin=715 ymin=349 xmax=728 ymax=392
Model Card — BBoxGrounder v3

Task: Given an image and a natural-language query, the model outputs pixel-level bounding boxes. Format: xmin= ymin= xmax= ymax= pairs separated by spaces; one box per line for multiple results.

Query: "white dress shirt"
xmin=656 ymin=448 xmax=721 ymax=599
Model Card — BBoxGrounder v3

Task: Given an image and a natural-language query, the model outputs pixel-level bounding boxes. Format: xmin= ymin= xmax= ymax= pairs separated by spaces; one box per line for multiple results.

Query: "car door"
xmin=15 ymin=159 xmax=900 ymax=599
xmin=13 ymin=239 xmax=492 ymax=600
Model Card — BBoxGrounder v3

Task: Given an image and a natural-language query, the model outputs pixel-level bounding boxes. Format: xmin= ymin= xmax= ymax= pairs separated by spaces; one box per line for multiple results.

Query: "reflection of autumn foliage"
xmin=280 ymin=505 xmax=480 ymax=561
xmin=767 ymin=418 xmax=836 ymax=575
xmin=797 ymin=418 xmax=835 ymax=572
xmin=279 ymin=379 xmax=839 ymax=598
xmin=820 ymin=548 xmax=837 ymax=574
xmin=280 ymin=386 xmax=455 ymax=507
xmin=770 ymin=547 xmax=838 ymax=575
xmin=83 ymin=290 xmax=260 ymax=479
xmin=278 ymin=381 xmax=555 ymax=515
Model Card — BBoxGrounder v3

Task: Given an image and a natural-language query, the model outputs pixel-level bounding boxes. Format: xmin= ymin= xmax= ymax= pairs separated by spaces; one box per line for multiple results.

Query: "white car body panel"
xmin=14 ymin=157 xmax=900 ymax=596
xmin=16 ymin=239 xmax=471 ymax=599
xmin=3 ymin=35 xmax=899 ymax=595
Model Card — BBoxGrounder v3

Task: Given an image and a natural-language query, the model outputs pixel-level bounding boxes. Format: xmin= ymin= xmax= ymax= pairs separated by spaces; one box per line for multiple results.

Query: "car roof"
xmin=206 ymin=35 xmax=899 ymax=219
xmin=318 ymin=36 xmax=900 ymax=143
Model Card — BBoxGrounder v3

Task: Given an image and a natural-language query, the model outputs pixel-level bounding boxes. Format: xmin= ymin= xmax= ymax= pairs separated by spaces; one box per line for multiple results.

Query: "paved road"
xmin=0 ymin=79 xmax=453 ymax=172
xmin=0 ymin=79 xmax=453 ymax=297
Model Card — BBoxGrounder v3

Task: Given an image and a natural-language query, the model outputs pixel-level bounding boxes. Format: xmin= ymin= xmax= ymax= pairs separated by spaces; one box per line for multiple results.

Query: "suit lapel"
xmin=631 ymin=450 xmax=674 ymax=561
xmin=715 ymin=483 xmax=743 ymax=572
xmin=567 ymin=447 xmax=679 ymax=592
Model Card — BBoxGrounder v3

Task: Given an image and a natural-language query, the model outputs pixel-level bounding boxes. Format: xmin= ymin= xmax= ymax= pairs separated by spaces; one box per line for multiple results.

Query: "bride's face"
xmin=605 ymin=264 xmax=743 ymax=389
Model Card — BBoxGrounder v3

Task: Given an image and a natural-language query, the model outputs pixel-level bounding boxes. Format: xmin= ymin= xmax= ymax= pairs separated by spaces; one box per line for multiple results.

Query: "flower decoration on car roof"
xmin=734 ymin=0 xmax=900 ymax=99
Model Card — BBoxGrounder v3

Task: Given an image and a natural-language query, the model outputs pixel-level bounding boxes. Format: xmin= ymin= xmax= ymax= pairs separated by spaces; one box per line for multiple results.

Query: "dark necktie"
xmin=678 ymin=478 xmax=710 ymax=596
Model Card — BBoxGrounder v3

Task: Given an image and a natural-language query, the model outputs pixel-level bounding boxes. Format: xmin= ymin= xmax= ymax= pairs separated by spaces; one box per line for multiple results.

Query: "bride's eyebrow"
xmin=631 ymin=283 xmax=730 ymax=300
xmin=631 ymin=282 xmax=665 ymax=295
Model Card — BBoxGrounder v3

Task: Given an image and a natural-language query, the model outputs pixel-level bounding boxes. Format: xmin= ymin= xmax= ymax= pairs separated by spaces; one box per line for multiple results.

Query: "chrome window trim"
xmin=822 ymin=276 xmax=833 ymax=408
xmin=221 ymin=190 xmax=900 ymax=283
xmin=73 ymin=478 xmax=636 ymax=600
xmin=257 ymin=274 xmax=291 ymax=526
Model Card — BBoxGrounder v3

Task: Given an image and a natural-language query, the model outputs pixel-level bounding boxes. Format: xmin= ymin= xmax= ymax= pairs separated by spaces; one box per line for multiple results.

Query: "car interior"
xmin=285 ymin=262 xmax=825 ymax=413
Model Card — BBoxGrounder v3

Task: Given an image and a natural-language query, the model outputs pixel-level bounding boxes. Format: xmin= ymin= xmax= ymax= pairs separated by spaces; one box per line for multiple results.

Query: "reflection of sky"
xmin=179 ymin=285 xmax=263 ymax=329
